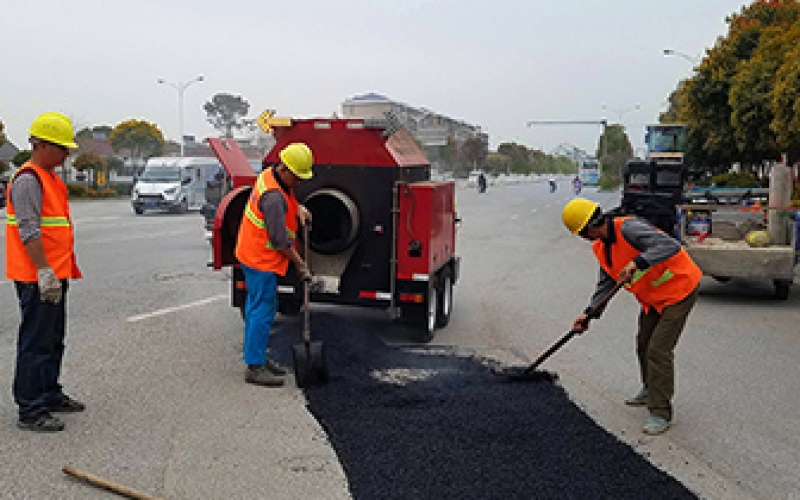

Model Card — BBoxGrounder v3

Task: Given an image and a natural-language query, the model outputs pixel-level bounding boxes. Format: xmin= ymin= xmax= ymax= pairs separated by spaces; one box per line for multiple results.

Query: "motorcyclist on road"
xmin=572 ymin=175 xmax=583 ymax=195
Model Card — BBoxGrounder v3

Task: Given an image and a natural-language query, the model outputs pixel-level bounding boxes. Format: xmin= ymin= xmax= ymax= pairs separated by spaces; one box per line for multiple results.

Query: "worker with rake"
xmin=562 ymin=198 xmax=701 ymax=435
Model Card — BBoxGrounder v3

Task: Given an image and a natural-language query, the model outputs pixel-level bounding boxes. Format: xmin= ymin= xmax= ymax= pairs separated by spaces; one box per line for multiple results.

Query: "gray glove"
xmin=297 ymin=265 xmax=313 ymax=283
xmin=37 ymin=267 xmax=63 ymax=304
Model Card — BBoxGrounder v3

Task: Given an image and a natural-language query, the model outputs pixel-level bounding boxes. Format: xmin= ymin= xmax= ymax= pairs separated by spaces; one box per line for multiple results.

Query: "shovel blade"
xmin=292 ymin=340 xmax=329 ymax=388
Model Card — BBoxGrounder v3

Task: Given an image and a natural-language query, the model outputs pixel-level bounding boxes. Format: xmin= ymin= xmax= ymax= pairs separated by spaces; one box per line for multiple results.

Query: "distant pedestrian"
xmin=235 ymin=143 xmax=314 ymax=387
xmin=572 ymin=175 xmax=583 ymax=195
xmin=477 ymin=173 xmax=487 ymax=193
xmin=6 ymin=112 xmax=85 ymax=432
xmin=562 ymin=198 xmax=701 ymax=435
xmin=549 ymin=175 xmax=557 ymax=193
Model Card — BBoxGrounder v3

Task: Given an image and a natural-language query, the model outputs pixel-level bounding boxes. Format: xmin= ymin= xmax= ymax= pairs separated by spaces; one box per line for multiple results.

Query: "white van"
xmin=131 ymin=157 xmax=224 ymax=215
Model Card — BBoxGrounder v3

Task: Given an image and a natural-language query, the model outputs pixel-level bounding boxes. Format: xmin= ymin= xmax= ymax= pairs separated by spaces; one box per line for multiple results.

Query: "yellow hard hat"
xmin=562 ymin=198 xmax=600 ymax=234
xmin=29 ymin=112 xmax=78 ymax=149
xmin=279 ymin=142 xmax=313 ymax=180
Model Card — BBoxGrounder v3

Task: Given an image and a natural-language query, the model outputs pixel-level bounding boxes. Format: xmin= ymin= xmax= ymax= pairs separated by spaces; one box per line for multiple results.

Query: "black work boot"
xmin=265 ymin=359 xmax=287 ymax=376
xmin=49 ymin=394 xmax=86 ymax=413
xmin=18 ymin=413 xmax=65 ymax=432
xmin=245 ymin=365 xmax=285 ymax=387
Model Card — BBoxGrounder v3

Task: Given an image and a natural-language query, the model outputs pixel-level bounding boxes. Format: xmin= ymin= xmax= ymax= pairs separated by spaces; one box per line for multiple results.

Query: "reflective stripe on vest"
xmin=234 ymin=168 xmax=299 ymax=275
xmin=5 ymin=163 xmax=82 ymax=282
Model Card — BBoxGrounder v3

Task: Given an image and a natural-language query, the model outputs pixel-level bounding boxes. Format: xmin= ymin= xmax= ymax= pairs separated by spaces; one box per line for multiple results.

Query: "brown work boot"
xmin=245 ymin=365 xmax=285 ymax=387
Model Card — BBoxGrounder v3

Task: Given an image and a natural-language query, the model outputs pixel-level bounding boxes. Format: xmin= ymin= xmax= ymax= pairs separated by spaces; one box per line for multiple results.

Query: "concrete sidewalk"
xmin=0 ymin=300 xmax=350 ymax=500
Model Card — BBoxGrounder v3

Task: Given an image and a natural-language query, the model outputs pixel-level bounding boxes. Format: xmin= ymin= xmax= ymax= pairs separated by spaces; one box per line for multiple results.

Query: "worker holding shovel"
xmin=562 ymin=198 xmax=701 ymax=435
xmin=235 ymin=143 xmax=314 ymax=387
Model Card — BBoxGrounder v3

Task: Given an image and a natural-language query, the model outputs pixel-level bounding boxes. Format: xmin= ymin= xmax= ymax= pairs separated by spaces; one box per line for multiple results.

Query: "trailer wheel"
xmin=435 ymin=269 xmax=453 ymax=328
xmin=239 ymin=304 xmax=246 ymax=321
xmin=774 ymin=280 xmax=791 ymax=300
xmin=411 ymin=280 xmax=437 ymax=343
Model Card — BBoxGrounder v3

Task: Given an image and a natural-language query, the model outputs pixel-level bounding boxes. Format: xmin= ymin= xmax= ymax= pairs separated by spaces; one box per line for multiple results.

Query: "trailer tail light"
xmin=235 ymin=281 xmax=247 ymax=290
xmin=359 ymin=291 xmax=392 ymax=300
xmin=398 ymin=293 xmax=425 ymax=303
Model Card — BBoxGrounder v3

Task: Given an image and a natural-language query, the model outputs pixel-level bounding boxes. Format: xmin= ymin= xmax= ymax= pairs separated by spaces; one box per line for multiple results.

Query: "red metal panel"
xmin=396 ymin=181 xmax=457 ymax=278
xmin=207 ymin=138 xmax=257 ymax=189
xmin=266 ymin=119 xmax=428 ymax=168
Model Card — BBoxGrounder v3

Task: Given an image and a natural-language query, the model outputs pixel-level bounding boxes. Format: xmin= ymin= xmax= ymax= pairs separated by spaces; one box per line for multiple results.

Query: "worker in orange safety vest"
xmin=5 ymin=112 xmax=85 ymax=432
xmin=235 ymin=143 xmax=314 ymax=387
xmin=562 ymin=198 xmax=701 ymax=436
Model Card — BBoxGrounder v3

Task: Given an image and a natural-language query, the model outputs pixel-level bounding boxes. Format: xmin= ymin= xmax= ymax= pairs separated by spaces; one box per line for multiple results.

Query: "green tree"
xmin=12 ymin=150 xmax=32 ymax=167
xmin=109 ymin=120 xmax=165 ymax=166
xmin=596 ymin=124 xmax=633 ymax=187
xmin=73 ymin=152 xmax=107 ymax=173
xmin=204 ymin=93 xmax=250 ymax=137
xmin=0 ymin=119 xmax=5 ymax=147
xmin=0 ymin=159 xmax=9 ymax=177
xmin=460 ymin=137 xmax=488 ymax=172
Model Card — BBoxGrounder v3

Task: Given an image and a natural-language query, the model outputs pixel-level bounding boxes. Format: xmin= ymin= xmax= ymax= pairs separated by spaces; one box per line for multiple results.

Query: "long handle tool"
xmin=292 ymin=222 xmax=329 ymax=388
xmin=499 ymin=281 xmax=624 ymax=382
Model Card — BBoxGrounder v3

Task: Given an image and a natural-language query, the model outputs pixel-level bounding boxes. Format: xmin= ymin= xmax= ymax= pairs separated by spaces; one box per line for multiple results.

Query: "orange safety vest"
xmin=593 ymin=217 xmax=701 ymax=313
xmin=235 ymin=168 xmax=298 ymax=275
xmin=5 ymin=162 xmax=82 ymax=282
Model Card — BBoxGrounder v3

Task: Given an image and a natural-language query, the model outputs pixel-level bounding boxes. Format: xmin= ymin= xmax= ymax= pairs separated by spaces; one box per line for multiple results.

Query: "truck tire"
xmin=133 ymin=206 xmax=144 ymax=215
xmin=774 ymin=280 xmax=791 ymax=300
xmin=435 ymin=269 xmax=453 ymax=328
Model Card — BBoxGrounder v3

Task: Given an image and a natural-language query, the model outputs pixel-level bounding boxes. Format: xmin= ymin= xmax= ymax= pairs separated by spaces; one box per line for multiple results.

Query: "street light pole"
xmin=663 ymin=49 xmax=700 ymax=64
xmin=601 ymin=104 xmax=640 ymax=124
xmin=157 ymin=75 xmax=205 ymax=157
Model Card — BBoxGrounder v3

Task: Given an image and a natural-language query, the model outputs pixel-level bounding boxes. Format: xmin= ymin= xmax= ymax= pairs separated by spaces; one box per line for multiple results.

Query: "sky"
xmin=1 ymin=0 xmax=747 ymax=157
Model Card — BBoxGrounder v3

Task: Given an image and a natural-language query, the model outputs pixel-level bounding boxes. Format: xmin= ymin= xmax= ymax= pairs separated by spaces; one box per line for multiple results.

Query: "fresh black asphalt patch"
xmin=273 ymin=312 xmax=697 ymax=500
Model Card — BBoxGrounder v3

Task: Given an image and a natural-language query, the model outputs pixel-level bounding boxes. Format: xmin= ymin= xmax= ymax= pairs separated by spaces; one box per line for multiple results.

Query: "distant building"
xmin=341 ymin=93 xmax=487 ymax=151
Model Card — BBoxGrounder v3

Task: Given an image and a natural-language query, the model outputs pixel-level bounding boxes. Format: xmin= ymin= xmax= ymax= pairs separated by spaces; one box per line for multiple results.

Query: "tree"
xmin=0 ymin=119 xmax=5 ymax=147
xmin=596 ymin=124 xmax=634 ymax=187
xmin=204 ymin=93 xmax=250 ymax=137
xmin=12 ymin=150 xmax=32 ymax=167
xmin=460 ymin=137 xmax=488 ymax=171
xmin=73 ymin=152 xmax=107 ymax=173
xmin=109 ymin=120 xmax=165 ymax=167
xmin=0 ymin=159 xmax=9 ymax=177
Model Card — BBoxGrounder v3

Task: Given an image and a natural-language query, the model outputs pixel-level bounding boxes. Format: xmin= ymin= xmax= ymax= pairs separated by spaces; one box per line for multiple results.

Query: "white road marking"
xmin=126 ymin=294 xmax=227 ymax=323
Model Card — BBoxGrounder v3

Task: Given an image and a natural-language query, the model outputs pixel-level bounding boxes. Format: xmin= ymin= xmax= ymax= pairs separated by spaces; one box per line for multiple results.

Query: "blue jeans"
xmin=13 ymin=280 xmax=68 ymax=420
xmin=241 ymin=264 xmax=278 ymax=366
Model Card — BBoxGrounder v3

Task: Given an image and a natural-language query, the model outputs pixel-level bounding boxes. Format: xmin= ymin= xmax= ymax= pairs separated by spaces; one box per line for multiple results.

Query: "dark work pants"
xmin=13 ymin=280 xmax=68 ymax=420
xmin=636 ymin=286 xmax=698 ymax=421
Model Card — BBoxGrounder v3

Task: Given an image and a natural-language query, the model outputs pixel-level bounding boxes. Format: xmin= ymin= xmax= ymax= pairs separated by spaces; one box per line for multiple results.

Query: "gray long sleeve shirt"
xmin=258 ymin=168 xmax=293 ymax=251
xmin=587 ymin=217 xmax=681 ymax=316
xmin=9 ymin=171 xmax=43 ymax=243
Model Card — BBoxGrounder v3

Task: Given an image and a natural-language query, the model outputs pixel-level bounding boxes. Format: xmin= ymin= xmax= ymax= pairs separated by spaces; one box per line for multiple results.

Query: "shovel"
xmin=497 ymin=281 xmax=624 ymax=382
xmin=292 ymin=222 xmax=329 ymax=388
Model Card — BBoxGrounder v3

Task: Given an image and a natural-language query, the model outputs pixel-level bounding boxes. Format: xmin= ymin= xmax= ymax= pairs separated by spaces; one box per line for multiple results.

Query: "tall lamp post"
xmin=663 ymin=49 xmax=700 ymax=65
xmin=157 ymin=75 xmax=205 ymax=157
xmin=601 ymin=104 xmax=640 ymax=125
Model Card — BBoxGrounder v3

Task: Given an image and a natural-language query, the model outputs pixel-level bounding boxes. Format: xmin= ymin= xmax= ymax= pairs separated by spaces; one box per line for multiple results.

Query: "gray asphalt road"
xmin=1 ymin=184 xmax=798 ymax=499
xmin=437 ymin=180 xmax=800 ymax=500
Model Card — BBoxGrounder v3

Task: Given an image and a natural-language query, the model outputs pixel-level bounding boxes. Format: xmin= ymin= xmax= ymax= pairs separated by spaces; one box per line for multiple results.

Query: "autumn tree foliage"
xmin=662 ymin=0 xmax=800 ymax=174
xmin=109 ymin=119 xmax=165 ymax=163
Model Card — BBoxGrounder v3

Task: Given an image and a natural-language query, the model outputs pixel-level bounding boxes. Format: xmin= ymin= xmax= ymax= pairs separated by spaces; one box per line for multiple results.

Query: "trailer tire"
xmin=239 ymin=304 xmax=246 ymax=321
xmin=774 ymin=280 xmax=791 ymax=300
xmin=435 ymin=269 xmax=453 ymax=328
xmin=413 ymin=280 xmax=438 ymax=343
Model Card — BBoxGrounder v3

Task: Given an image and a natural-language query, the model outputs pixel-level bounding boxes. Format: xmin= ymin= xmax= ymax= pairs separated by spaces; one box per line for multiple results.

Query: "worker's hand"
xmin=37 ymin=267 xmax=62 ymax=304
xmin=572 ymin=314 xmax=590 ymax=334
xmin=619 ymin=261 xmax=638 ymax=284
xmin=297 ymin=264 xmax=313 ymax=283
xmin=297 ymin=205 xmax=312 ymax=227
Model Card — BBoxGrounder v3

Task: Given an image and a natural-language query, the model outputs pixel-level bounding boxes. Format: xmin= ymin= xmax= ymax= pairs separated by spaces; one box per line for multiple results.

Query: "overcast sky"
xmin=1 ymin=1 xmax=745 ymax=156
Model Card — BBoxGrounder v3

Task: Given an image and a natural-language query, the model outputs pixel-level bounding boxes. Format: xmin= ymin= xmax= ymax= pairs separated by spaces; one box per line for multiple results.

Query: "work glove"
xmin=297 ymin=265 xmax=313 ymax=283
xmin=37 ymin=267 xmax=63 ymax=304
xmin=297 ymin=205 xmax=312 ymax=227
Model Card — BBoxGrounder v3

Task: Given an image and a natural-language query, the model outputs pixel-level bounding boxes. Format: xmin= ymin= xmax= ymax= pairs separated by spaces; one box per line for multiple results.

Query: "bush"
xmin=110 ymin=182 xmax=133 ymax=196
xmin=87 ymin=188 xmax=117 ymax=198
xmin=66 ymin=183 xmax=88 ymax=197
xmin=711 ymin=172 xmax=760 ymax=188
